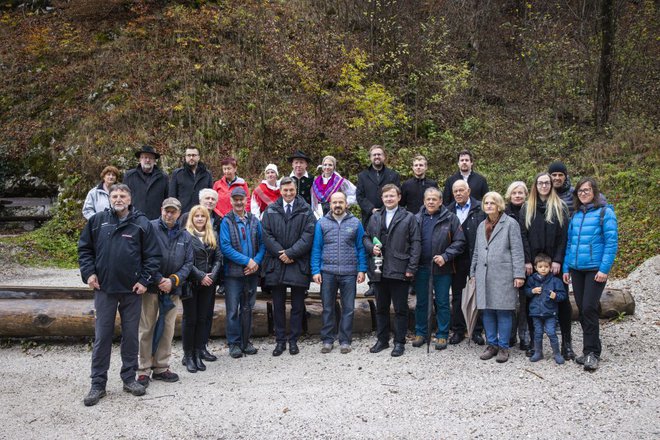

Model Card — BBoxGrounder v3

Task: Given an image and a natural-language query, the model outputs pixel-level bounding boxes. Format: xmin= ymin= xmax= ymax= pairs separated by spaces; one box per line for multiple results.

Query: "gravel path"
xmin=0 ymin=257 xmax=658 ymax=439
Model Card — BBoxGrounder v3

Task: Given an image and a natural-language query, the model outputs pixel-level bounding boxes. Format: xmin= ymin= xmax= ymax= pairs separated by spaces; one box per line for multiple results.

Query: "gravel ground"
xmin=0 ymin=257 xmax=658 ymax=439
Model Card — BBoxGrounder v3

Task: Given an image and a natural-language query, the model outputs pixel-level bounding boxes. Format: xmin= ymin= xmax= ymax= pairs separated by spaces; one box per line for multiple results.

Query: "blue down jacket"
xmin=524 ymin=272 xmax=567 ymax=318
xmin=562 ymin=204 xmax=618 ymax=275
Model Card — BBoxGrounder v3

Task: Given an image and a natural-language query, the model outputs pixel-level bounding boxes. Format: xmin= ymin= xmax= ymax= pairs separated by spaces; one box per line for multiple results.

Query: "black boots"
xmin=194 ymin=350 xmax=207 ymax=371
xmin=183 ymin=351 xmax=197 ymax=373
xmin=561 ymin=337 xmax=576 ymax=361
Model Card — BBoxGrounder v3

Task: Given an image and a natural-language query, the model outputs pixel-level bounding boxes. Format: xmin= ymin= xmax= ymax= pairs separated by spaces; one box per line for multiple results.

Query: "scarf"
xmin=312 ymin=172 xmax=345 ymax=204
xmin=485 ymin=213 xmax=502 ymax=242
xmin=253 ymin=182 xmax=281 ymax=212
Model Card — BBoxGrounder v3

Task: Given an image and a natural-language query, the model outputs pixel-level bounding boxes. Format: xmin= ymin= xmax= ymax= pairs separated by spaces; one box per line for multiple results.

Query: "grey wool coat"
xmin=470 ymin=214 xmax=525 ymax=310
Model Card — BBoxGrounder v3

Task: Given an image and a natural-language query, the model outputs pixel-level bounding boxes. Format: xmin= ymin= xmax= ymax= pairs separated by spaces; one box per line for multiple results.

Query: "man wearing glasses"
xmin=169 ymin=147 xmax=214 ymax=214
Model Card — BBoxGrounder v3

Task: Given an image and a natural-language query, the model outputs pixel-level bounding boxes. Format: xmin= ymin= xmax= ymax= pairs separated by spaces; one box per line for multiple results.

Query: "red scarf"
xmin=253 ymin=183 xmax=280 ymax=212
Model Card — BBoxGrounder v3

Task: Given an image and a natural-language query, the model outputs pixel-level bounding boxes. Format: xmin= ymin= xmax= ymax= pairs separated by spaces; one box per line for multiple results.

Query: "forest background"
xmin=0 ymin=0 xmax=657 ymax=277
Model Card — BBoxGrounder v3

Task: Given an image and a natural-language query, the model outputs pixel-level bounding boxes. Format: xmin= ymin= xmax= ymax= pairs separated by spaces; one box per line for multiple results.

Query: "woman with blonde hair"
xmin=182 ymin=205 xmax=222 ymax=373
xmin=520 ymin=172 xmax=572 ymax=360
xmin=311 ymin=155 xmax=356 ymax=218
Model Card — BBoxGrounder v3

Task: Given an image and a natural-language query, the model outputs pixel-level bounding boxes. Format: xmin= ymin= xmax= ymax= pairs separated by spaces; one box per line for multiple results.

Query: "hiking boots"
xmin=433 ymin=338 xmax=448 ymax=351
xmin=152 ymin=370 xmax=179 ymax=383
xmin=136 ymin=375 xmax=151 ymax=388
xmin=412 ymin=335 xmax=426 ymax=348
xmin=229 ymin=344 xmax=243 ymax=358
xmin=496 ymin=348 xmax=510 ymax=363
xmin=480 ymin=345 xmax=498 ymax=360
xmin=242 ymin=342 xmax=258 ymax=355
xmin=123 ymin=380 xmax=146 ymax=396
xmin=83 ymin=388 xmax=106 ymax=407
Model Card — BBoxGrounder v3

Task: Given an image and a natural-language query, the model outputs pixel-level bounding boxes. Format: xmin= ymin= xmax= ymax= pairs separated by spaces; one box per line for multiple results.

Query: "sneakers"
xmin=412 ymin=335 xmax=426 ymax=348
xmin=575 ymin=354 xmax=586 ymax=365
xmin=152 ymin=370 xmax=179 ymax=383
xmin=340 ymin=344 xmax=352 ymax=354
xmin=321 ymin=343 xmax=333 ymax=354
xmin=480 ymin=345 xmax=498 ymax=360
xmin=229 ymin=344 xmax=243 ymax=359
xmin=136 ymin=375 xmax=151 ymax=388
xmin=583 ymin=352 xmax=599 ymax=371
xmin=243 ymin=342 xmax=258 ymax=355
xmin=123 ymin=380 xmax=146 ymax=396
xmin=495 ymin=348 xmax=510 ymax=363
xmin=433 ymin=338 xmax=448 ymax=351
xmin=83 ymin=388 xmax=106 ymax=406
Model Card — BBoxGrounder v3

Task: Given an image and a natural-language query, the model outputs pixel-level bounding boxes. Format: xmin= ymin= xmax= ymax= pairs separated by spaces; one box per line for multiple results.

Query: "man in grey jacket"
xmin=364 ymin=184 xmax=421 ymax=357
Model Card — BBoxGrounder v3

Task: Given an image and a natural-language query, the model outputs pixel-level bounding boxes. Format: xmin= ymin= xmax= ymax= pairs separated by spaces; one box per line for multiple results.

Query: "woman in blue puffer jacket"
xmin=562 ymin=177 xmax=618 ymax=372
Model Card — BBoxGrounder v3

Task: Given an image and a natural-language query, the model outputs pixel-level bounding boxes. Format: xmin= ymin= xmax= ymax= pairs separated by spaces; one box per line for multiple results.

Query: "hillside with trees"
xmin=0 ymin=0 xmax=657 ymax=276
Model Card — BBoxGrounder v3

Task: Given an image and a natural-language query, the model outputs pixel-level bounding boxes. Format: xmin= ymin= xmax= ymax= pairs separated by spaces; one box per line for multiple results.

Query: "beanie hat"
xmin=264 ymin=163 xmax=279 ymax=176
xmin=548 ymin=161 xmax=568 ymax=176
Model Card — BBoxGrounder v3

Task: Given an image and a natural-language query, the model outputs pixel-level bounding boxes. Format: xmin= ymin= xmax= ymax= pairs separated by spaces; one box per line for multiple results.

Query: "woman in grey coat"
xmin=470 ymin=191 xmax=525 ymax=363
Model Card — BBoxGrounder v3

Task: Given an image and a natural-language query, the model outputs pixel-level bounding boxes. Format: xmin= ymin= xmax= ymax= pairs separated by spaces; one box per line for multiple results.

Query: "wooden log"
xmin=568 ymin=287 xmax=635 ymax=320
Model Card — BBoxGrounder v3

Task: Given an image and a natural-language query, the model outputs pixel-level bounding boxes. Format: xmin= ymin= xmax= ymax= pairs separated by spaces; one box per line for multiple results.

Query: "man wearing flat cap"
xmin=288 ymin=150 xmax=313 ymax=206
xmin=124 ymin=145 xmax=169 ymax=220
xmin=137 ymin=197 xmax=193 ymax=387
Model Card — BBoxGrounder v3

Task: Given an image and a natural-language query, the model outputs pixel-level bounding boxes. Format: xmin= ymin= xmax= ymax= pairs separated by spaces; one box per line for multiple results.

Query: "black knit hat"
xmin=548 ymin=161 xmax=568 ymax=176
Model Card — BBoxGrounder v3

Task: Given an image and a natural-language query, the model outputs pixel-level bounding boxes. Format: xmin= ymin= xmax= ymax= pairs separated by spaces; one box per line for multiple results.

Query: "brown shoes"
xmin=480 ymin=345 xmax=498 ymax=360
xmin=496 ymin=348 xmax=510 ymax=363
xmin=412 ymin=335 xmax=426 ymax=348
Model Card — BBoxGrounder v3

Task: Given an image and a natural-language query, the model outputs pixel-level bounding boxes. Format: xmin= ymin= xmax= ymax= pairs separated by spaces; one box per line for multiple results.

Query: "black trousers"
xmin=182 ymin=284 xmax=214 ymax=352
xmin=375 ymin=278 xmax=410 ymax=345
xmin=271 ymin=285 xmax=307 ymax=344
xmin=570 ymin=269 xmax=606 ymax=357
xmin=526 ymin=275 xmax=572 ymax=344
xmin=450 ymin=264 xmax=483 ymax=335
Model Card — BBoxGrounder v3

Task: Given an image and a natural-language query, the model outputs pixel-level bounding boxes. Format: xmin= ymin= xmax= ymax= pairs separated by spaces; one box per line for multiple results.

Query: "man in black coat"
xmin=363 ymin=184 xmax=421 ymax=357
xmin=447 ymin=180 xmax=487 ymax=345
xmin=78 ymin=183 xmax=161 ymax=406
xmin=442 ymin=149 xmax=489 ymax=206
xmin=548 ymin=161 xmax=575 ymax=215
xmin=168 ymin=147 xmax=213 ymax=214
xmin=261 ymin=177 xmax=317 ymax=356
xmin=356 ymin=145 xmax=401 ymax=226
xmin=401 ymin=154 xmax=438 ymax=214
xmin=124 ymin=145 xmax=169 ymax=220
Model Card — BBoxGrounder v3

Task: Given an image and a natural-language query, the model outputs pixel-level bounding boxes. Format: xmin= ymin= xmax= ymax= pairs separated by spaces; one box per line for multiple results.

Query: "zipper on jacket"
xmin=574 ymin=212 xmax=587 ymax=268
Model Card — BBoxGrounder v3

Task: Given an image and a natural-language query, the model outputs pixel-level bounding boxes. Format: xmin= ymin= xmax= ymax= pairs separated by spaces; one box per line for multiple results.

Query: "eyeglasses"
xmin=537 ymin=181 xmax=551 ymax=187
xmin=577 ymin=188 xmax=593 ymax=195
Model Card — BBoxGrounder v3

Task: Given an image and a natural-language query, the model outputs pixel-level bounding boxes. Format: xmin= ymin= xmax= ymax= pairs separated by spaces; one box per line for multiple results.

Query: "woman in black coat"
xmin=182 ymin=205 xmax=222 ymax=373
xmin=519 ymin=173 xmax=573 ymax=360
xmin=505 ymin=181 xmax=530 ymax=351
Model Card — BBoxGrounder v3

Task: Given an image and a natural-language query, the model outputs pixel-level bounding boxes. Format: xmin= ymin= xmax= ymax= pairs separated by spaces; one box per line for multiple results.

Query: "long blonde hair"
xmin=186 ymin=205 xmax=218 ymax=249
xmin=525 ymin=172 xmax=567 ymax=228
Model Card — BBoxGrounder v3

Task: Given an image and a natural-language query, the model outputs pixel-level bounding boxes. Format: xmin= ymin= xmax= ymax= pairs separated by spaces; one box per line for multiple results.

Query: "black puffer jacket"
xmin=261 ymin=196 xmax=317 ymax=287
xmin=78 ymin=208 xmax=161 ymax=294
xmin=519 ymin=200 xmax=569 ymax=265
xmin=363 ymin=206 xmax=421 ymax=281
xmin=188 ymin=234 xmax=223 ymax=283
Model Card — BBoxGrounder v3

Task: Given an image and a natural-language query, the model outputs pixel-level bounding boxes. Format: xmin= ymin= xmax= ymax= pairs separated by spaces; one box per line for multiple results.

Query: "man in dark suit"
xmin=442 ymin=149 xmax=489 ymax=206
xmin=447 ymin=180 xmax=487 ymax=345
xmin=356 ymin=145 xmax=400 ymax=296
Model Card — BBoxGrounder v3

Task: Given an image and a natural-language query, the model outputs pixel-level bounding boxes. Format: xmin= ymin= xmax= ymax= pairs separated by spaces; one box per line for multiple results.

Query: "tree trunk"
xmin=594 ymin=0 xmax=616 ymax=128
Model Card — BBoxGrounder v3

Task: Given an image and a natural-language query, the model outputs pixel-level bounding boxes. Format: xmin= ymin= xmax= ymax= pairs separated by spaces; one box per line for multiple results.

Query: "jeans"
xmin=271 ymin=285 xmax=307 ymax=344
xmin=414 ymin=267 xmax=451 ymax=339
xmin=320 ymin=272 xmax=357 ymax=345
xmin=482 ymin=309 xmax=513 ymax=349
xmin=570 ymin=269 xmax=606 ymax=357
xmin=182 ymin=284 xmax=214 ymax=352
xmin=527 ymin=275 xmax=571 ymax=344
xmin=375 ymin=278 xmax=410 ymax=345
xmin=224 ymin=275 xmax=258 ymax=347
xmin=532 ymin=316 xmax=558 ymax=346
xmin=91 ymin=291 xmax=141 ymax=388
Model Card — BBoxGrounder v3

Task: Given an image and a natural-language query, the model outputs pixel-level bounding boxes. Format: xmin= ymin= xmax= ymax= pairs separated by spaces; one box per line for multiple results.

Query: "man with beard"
xmin=261 ymin=177 xmax=316 ymax=356
xmin=78 ymin=184 xmax=161 ymax=406
xmin=124 ymin=145 xmax=169 ymax=220
xmin=312 ymin=191 xmax=368 ymax=354
xmin=442 ymin=150 xmax=489 ymax=206
xmin=548 ymin=161 xmax=575 ymax=215
xmin=169 ymin=147 xmax=213 ymax=214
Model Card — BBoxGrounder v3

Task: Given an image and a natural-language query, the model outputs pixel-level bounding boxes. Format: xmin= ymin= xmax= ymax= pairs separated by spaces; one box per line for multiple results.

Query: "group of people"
xmin=78 ymin=144 xmax=618 ymax=407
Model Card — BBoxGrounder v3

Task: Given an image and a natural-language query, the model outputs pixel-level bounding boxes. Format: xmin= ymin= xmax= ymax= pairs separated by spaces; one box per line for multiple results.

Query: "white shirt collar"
xmin=289 ymin=171 xmax=309 ymax=178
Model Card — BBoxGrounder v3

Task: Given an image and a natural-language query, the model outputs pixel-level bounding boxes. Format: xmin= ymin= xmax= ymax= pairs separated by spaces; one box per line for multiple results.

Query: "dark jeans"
xmin=450 ymin=264 xmax=483 ymax=335
xmin=224 ymin=276 xmax=258 ymax=347
xmin=527 ymin=276 xmax=572 ymax=344
xmin=414 ymin=267 xmax=451 ymax=339
xmin=571 ymin=269 xmax=606 ymax=357
xmin=271 ymin=285 xmax=307 ymax=344
xmin=182 ymin=284 xmax=214 ymax=352
xmin=91 ymin=291 xmax=141 ymax=388
xmin=320 ymin=272 xmax=357 ymax=345
xmin=375 ymin=278 xmax=410 ymax=345
xmin=532 ymin=316 xmax=558 ymax=346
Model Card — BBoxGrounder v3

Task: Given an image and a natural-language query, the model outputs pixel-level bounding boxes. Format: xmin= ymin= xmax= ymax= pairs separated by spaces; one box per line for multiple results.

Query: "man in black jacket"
xmin=124 ymin=145 xmax=169 ymax=220
xmin=78 ymin=184 xmax=161 ymax=406
xmin=442 ymin=149 xmax=489 ymax=206
xmin=364 ymin=184 xmax=421 ymax=357
xmin=168 ymin=147 xmax=213 ymax=213
xmin=401 ymin=155 xmax=438 ymax=214
xmin=548 ymin=161 xmax=575 ymax=215
xmin=261 ymin=177 xmax=317 ymax=356
xmin=356 ymin=145 xmax=401 ymax=226
xmin=137 ymin=197 xmax=193 ymax=387
xmin=447 ymin=180 xmax=487 ymax=345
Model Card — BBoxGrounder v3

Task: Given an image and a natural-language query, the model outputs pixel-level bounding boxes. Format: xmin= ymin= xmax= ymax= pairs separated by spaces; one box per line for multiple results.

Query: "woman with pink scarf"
xmin=311 ymin=156 xmax=356 ymax=219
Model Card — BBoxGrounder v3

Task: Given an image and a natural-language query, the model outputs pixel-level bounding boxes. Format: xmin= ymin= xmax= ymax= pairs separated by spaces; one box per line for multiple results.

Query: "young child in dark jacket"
xmin=525 ymin=253 xmax=567 ymax=364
